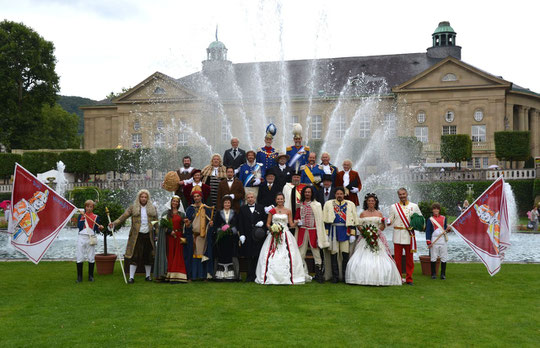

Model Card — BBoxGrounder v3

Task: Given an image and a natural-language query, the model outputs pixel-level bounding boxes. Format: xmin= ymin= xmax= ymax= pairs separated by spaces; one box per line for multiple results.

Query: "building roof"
xmin=177 ymin=52 xmax=443 ymax=100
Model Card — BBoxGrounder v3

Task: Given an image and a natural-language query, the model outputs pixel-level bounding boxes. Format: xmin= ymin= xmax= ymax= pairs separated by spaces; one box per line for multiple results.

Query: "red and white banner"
xmin=8 ymin=163 xmax=77 ymax=264
xmin=450 ymin=176 xmax=510 ymax=276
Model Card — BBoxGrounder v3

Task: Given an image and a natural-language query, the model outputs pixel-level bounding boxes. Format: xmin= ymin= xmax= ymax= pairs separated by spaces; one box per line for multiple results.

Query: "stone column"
xmin=524 ymin=107 xmax=530 ymax=131
xmin=505 ymin=103 xmax=513 ymax=130
xmin=530 ymin=109 xmax=539 ymax=159
xmin=517 ymin=105 xmax=526 ymax=131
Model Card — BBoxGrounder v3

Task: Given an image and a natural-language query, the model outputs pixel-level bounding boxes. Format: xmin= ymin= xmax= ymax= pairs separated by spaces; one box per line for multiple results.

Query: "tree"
xmin=494 ymin=131 xmax=531 ymax=169
xmin=440 ymin=134 xmax=472 ymax=169
xmin=391 ymin=136 xmax=423 ymax=168
xmin=25 ymin=104 xmax=81 ymax=149
xmin=0 ymin=20 xmax=59 ymax=150
xmin=0 ymin=153 xmax=22 ymax=183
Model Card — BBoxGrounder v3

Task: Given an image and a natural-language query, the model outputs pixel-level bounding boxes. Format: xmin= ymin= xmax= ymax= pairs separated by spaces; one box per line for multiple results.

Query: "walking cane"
xmin=106 ymin=207 xmax=128 ymax=284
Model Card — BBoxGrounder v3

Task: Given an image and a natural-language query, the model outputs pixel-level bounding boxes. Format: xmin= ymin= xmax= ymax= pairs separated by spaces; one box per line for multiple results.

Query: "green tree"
xmin=0 ymin=20 xmax=59 ymax=150
xmin=0 ymin=153 xmax=22 ymax=183
xmin=440 ymin=134 xmax=472 ymax=169
xmin=391 ymin=136 xmax=423 ymax=168
xmin=24 ymin=104 xmax=80 ymax=149
xmin=494 ymin=131 xmax=531 ymax=169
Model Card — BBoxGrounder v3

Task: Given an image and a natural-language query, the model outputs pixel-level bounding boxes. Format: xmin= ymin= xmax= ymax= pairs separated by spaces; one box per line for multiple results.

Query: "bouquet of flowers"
xmin=268 ymin=223 xmax=284 ymax=256
xmin=216 ymin=224 xmax=233 ymax=245
xmin=160 ymin=217 xmax=173 ymax=230
xmin=359 ymin=224 xmax=380 ymax=252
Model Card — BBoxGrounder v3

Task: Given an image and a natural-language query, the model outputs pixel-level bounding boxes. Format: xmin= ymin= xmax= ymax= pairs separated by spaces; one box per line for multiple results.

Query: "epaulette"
xmin=300 ymin=165 xmax=306 ymax=170
xmin=305 ymin=146 xmax=310 ymax=151
xmin=286 ymin=146 xmax=292 ymax=151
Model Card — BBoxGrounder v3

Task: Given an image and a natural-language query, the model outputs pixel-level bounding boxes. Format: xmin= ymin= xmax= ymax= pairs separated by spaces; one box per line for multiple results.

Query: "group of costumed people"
xmin=76 ymin=124 xmax=451 ymax=286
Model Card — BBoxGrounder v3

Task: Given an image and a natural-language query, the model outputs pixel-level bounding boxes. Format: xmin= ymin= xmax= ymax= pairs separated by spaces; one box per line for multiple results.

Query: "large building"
xmin=82 ymin=21 xmax=540 ymax=168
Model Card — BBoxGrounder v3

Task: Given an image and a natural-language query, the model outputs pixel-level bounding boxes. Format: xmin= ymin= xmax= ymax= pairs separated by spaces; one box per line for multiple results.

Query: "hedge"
xmin=21 ymin=152 xmax=59 ymax=175
xmin=58 ymin=151 xmax=94 ymax=178
xmin=440 ymin=134 xmax=472 ymax=168
xmin=494 ymin=131 xmax=530 ymax=166
xmin=69 ymin=187 xmax=102 ymax=208
xmin=412 ymin=180 xmax=534 ymax=216
xmin=0 ymin=153 xmax=22 ymax=178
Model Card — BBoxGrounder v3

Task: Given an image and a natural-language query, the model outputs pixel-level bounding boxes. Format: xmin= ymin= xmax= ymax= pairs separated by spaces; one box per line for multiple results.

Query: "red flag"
xmin=8 ymin=163 xmax=77 ymax=264
xmin=450 ymin=176 xmax=510 ymax=275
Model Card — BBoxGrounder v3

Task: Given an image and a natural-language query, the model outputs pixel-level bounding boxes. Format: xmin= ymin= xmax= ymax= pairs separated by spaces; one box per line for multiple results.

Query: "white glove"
xmin=253 ymin=178 xmax=261 ymax=186
xmin=228 ymin=194 xmax=235 ymax=200
xmin=264 ymin=206 xmax=272 ymax=214
xmin=351 ymin=187 xmax=359 ymax=194
xmin=234 ymin=168 xmax=240 ymax=175
xmin=296 ymin=220 xmax=303 ymax=226
xmin=255 ymin=221 xmax=263 ymax=227
xmin=349 ymin=235 xmax=356 ymax=243
xmin=239 ymin=235 xmax=246 ymax=244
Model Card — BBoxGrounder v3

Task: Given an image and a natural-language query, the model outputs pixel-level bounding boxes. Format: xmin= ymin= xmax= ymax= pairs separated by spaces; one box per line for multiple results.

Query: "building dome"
xmin=208 ymin=40 xmax=227 ymax=50
xmin=433 ymin=21 xmax=456 ymax=35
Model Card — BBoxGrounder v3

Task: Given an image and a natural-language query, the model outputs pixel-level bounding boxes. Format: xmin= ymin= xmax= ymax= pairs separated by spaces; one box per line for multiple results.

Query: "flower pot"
xmin=95 ymin=253 xmax=117 ymax=275
xmin=419 ymin=255 xmax=440 ymax=276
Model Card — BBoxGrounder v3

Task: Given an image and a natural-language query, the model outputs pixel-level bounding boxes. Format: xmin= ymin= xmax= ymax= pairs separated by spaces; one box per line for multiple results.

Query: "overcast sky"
xmin=2 ymin=0 xmax=539 ymax=100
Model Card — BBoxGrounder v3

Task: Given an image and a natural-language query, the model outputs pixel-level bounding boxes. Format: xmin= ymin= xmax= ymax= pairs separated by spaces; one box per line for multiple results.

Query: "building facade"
xmin=82 ymin=22 xmax=540 ymax=168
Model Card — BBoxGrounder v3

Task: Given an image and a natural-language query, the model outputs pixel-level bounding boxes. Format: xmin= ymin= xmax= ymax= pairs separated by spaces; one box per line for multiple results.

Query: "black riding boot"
xmin=315 ymin=264 xmax=325 ymax=284
xmin=331 ymin=254 xmax=339 ymax=283
xmin=76 ymin=262 xmax=83 ymax=283
xmin=88 ymin=262 xmax=95 ymax=282
xmin=440 ymin=262 xmax=446 ymax=280
xmin=341 ymin=252 xmax=350 ymax=283
xmin=430 ymin=262 xmax=437 ymax=279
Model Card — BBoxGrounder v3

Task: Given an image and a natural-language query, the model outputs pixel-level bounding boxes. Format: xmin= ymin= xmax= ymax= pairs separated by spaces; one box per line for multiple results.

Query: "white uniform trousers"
xmin=77 ymin=234 xmax=96 ymax=263
xmin=430 ymin=242 xmax=448 ymax=262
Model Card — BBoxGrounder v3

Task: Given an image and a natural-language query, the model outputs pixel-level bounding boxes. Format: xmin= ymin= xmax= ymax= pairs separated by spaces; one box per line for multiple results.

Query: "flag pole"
xmin=106 ymin=207 xmax=127 ymax=284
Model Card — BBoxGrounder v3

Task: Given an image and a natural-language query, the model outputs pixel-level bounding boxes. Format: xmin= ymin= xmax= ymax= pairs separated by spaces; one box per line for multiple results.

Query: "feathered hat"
xmin=265 ymin=123 xmax=277 ymax=139
xmin=292 ymin=123 xmax=303 ymax=140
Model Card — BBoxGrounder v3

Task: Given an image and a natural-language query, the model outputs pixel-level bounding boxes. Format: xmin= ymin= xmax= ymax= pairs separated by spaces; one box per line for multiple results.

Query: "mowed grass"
xmin=1 ymin=262 xmax=539 ymax=347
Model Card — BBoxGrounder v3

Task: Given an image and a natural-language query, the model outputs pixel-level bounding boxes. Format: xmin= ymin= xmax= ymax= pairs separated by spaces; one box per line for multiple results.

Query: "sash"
xmin=243 ymin=163 xmax=261 ymax=186
xmin=333 ymin=202 xmax=347 ymax=223
xmin=429 ymin=216 xmax=448 ymax=242
xmin=288 ymin=146 xmax=305 ymax=166
xmin=395 ymin=203 xmax=417 ymax=252
xmin=303 ymin=165 xmax=316 ymax=185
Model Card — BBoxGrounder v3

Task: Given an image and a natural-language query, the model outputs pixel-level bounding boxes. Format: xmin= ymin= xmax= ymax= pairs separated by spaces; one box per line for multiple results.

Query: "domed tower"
xmin=202 ymin=28 xmax=232 ymax=72
xmin=427 ymin=21 xmax=461 ymax=59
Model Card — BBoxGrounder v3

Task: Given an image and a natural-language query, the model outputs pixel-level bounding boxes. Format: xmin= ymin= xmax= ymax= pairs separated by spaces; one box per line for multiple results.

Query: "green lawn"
xmin=1 ymin=262 xmax=539 ymax=347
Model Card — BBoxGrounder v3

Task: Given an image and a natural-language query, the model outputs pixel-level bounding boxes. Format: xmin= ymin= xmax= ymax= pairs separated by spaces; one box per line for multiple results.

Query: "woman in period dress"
xmin=154 ymin=195 xmax=188 ymax=283
xmin=345 ymin=193 xmax=402 ymax=286
xmin=213 ymin=196 xmax=240 ymax=281
xmin=255 ymin=193 xmax=305 ymax=285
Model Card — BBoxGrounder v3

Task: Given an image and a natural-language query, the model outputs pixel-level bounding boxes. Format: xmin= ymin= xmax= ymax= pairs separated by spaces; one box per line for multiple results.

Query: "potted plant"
xmin=93 ymin=200 xmax=125 ymax=275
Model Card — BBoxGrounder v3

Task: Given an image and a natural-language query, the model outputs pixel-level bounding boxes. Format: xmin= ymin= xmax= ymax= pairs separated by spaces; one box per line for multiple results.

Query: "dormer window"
xmin=442 ymin=73 xmax=457 ymax=82
xmin=154 ymin=86 xmax=165 ymax=95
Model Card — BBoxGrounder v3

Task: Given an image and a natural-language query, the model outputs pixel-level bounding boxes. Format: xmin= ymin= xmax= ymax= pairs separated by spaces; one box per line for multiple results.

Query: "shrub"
xmin=494 ymin=131 xmax=530 ymax=168
xmin=440 ymin=134 xmax=472 ymax=168
xmin=69 ymin=187 xmax=101 ymax=208
xmin=0 ymin=153 xmax=22 ymax=178
xmin=419 ymin=200 xmax=448 ymax=219
xmin=21 ymin=151 xmax=59 ymax=174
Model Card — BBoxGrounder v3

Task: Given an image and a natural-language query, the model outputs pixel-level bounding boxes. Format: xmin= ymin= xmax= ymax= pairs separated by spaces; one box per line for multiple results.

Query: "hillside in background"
xmin=57 ymin=95 xmax=98 ymax=135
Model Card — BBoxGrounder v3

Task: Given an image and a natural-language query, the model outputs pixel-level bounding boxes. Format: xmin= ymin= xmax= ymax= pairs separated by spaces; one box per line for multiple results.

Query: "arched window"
xmin=153 ymin=86 xmax=165 ymax=94
xmin=442 ymin=73 xmax=457 ymax=82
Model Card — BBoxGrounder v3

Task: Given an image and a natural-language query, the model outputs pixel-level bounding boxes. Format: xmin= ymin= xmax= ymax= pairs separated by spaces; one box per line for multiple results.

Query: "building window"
xmin=154 ymin=86 xmax=165 ymax=94
xmin=384 ymin=113 xmax=397 ymax=135
xmin=415 ymin=127 xmax=428 ymax=143
xmin=467 ymin=159 xmax=473 ymax=168
xmin=474 ymin=109 xmax=484 ymax=122
xmin=474 ymin=157 xmax=481 ymax=169
xmin=134 ymin=120 xmax=140 ymax=131
xmin=290 ymin=115 xmax=299 ymax=128
xmin=417 ymin=111 xmax=426 ymax=124
xmin=483 ymin=157 xmax=489 ymax=168
xmin=154 ymin=133 xmax=165 ymax=148
xmin=178 ymin=132 xmax=188 ymax=147
xmin=358 ymin=114 xmax=370 ymax=138
xmin=157 ymin=119 xmax=164 ymax=132
xmin=442 ymin=125 xmax=457 ymax=135
xmin=132 ymin=133 xmax=142 ymax=148
xmin=436 ymin=158 xmax=443 ymax=163
xmin=311 ymin=115 xmax=322 ymax=139
xmin=471 ymin=125 xmax=486 ymax=142
xmin=442 ymin=73 xmax=457 ymax=82
xmin=336 ymin=114 xmax=347 ymax=138
xmin=221 ymin=118 xmax=230 ymax=142
xmin=445 ymin=111 xmax=455 ymax=123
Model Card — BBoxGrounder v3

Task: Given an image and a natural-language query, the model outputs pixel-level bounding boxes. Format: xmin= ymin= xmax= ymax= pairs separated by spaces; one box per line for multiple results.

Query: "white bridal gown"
xmin=255 ymin=214 xmax=305 ymax=285
xmin=345 ymin=216 xmax=402 ymax=286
